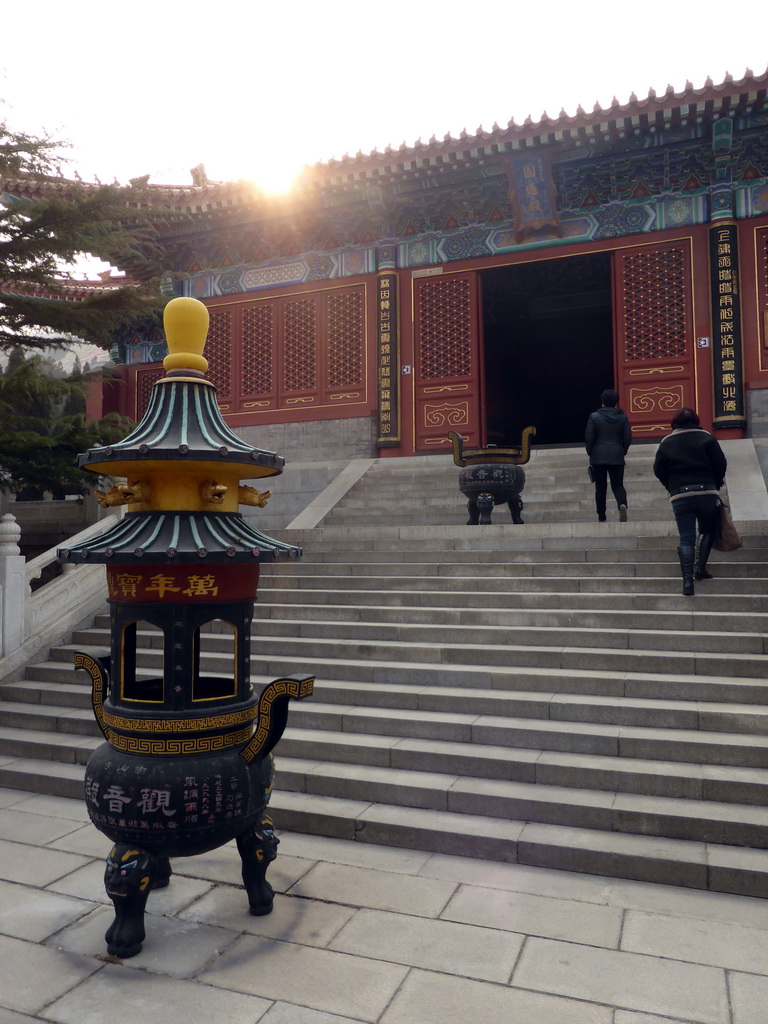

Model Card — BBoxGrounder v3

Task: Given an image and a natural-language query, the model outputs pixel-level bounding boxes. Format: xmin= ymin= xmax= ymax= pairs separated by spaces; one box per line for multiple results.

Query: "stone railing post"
xmin=0 ymin=513 xmax=26 ymax=657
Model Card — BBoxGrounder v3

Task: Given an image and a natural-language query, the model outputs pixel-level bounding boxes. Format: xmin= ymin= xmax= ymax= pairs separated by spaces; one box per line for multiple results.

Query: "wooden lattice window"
xmin=419 ymin=276 xmax=473 ymax=379
xmin=327 ymin=290 xmax=364 ymax=387
xmin=283 ymin=298 xmax=317 ymax=391
xmin=135 ymin=366 xmax=164 ymax=418
xmin=206 ymin=310 xmax=233 ymax=396
xmin=622 ymin=247 xmax=688 ymax=360
xmin=241 ymin=303 xmax=274 ymax=395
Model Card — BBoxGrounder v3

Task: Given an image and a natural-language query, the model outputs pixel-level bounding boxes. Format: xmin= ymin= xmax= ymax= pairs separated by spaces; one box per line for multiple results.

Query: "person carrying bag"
xmin=713 ymin=499 xmax=742 ymax=553
xmin=653 ymin=407 xmax=728 ymax=597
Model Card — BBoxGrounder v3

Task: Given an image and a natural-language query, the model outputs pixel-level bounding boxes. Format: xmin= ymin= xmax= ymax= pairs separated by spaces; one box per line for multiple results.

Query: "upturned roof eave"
xmin=313 ymin=67 xmax=768 ymax=180
xmin=3 ymin=67 xmax=767 ymax=230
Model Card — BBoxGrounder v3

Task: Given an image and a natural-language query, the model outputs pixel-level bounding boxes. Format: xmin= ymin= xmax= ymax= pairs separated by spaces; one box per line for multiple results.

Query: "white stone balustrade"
xmin=0 ymin=512 xmax=121 ymax=681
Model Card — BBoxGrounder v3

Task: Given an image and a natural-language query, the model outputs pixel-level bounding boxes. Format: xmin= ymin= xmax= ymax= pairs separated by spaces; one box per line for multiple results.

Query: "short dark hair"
xmin=600 ymin=389 xmax=619 ymax=407
xmin=671 ymin=407 xmax=700 ymax=429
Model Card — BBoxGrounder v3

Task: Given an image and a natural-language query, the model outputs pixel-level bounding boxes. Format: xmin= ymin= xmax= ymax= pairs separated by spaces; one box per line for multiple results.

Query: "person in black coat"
xmin=585 ymin=389 xmax=632 ymax=523
xmin=653 ymin=407 xmax=727 ymax=597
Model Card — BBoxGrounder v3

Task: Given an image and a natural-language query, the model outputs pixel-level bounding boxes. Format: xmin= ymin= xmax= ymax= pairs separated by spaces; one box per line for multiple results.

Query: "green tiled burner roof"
xmin=80 ymin=377 xmax=283 ymax=477
xmin=60 ymin=511 xmax=300 ymax=564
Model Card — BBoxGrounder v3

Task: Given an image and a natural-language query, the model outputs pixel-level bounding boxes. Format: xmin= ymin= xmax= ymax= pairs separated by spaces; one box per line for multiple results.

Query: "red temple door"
xmin=613 ymin=240 xmax=697 ymax=439
xmin=413 ymin=271 xmax=483 ymax=452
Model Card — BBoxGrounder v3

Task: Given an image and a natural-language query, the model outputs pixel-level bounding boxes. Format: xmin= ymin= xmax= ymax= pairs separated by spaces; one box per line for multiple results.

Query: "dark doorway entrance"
xmin=481 ymin=251 xmax=614 ymax=446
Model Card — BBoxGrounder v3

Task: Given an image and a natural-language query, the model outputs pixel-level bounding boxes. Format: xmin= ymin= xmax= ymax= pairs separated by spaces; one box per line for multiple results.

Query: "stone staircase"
xmin=3 ymin=444 xmax=768 ymax=896
xmin=319 ymin=445 xmax=672 ymax=526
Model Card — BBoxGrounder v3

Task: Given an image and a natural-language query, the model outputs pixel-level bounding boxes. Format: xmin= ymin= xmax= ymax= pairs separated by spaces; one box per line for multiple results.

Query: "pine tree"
xmin=0 ymin=348 xmax=133 ymax=498
xmin=0 ymin=116 xmax=164 ymax=352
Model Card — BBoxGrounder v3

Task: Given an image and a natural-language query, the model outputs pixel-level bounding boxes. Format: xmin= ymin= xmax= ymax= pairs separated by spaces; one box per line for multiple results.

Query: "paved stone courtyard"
xmin=0 ymin=786 xmax=766 ymax=1023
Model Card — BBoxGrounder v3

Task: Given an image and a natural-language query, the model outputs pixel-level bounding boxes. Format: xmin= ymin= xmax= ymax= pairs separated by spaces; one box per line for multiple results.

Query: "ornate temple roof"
xmin=315 ymin=67 xmax=768 ymax=182
xmin=4 ymin=68 xmax=767 ymax=284
xmin=0 ymin=270 xmax=136 ymax=303
xmin=4 ymin=68 xmax=766 ymax=208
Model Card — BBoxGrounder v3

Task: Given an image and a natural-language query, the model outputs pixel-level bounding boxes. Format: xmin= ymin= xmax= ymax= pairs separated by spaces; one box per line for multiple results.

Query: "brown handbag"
xmin=713 ymin=500 xmax=742 ymax=552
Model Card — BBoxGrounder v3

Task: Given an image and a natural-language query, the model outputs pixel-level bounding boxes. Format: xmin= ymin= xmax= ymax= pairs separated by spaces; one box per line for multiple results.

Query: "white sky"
xmin=2 ymin=0 xmax=768 ymax=195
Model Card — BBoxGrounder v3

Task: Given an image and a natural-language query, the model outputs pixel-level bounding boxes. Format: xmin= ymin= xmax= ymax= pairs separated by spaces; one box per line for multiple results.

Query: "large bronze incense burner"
xmin=448 ymin=427 xmax=536 ymax=525
xmin=59 ymin=298 xmax=313 ymax=958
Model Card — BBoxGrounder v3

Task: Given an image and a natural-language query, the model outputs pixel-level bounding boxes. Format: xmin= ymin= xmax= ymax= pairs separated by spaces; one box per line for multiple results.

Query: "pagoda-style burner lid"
xmin=78 ymin=298 xmax=283 ymax=479
xmin=60 ymin=510 xmax=300 ymax=564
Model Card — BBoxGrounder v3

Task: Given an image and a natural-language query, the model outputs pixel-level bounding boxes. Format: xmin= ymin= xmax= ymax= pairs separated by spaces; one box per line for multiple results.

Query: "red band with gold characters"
xmin=107 ymin=563 xmax=260 ymax=602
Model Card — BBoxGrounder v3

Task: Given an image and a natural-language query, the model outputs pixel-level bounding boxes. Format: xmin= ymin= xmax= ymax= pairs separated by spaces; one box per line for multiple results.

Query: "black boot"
xmin=694 ymin=534 xmax=714 ymax=580
xmin=678 ymin=545 xmax=695 ymax=596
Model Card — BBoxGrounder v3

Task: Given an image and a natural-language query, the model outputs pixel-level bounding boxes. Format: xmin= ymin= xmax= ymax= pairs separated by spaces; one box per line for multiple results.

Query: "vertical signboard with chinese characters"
xmin=709 ymin=224 xmax=746 ymax=430
xmin=506 ymin=155 xmax=561 ymax=243
xmin=377 ymin=272 xmax=400 ymax=446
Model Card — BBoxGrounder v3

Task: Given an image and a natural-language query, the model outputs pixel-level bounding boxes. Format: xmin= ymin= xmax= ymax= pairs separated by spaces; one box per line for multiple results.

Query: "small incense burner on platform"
xmin=448 ymin=427 xmax=536 ymax=525
xmin=59 ymin=297 xmax=313 ymax=958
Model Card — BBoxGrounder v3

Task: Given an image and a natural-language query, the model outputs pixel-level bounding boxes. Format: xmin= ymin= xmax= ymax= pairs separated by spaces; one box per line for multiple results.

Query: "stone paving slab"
xmin=0 ymin=808 xmax=85 ymax=847
xmin=513 ymin=936 xmax=730 ymax=1024
xmin=379 ymin=970 xmax=613 ymax=1024
xmin=0 ymin=1009 xmax=42 ymax=1024
xmin=1 ymin=789 xmax=768 ymax=1024
xmin=441 ymin=882 xmax=623 ymax=947
xmin=286 ymin=860 xmax=455 ymax=916
xmin=181 ymin=888 xmax=356 ymax=948
xmin=260 ymin=1007 xmax=366 ymax=1024
xmin=0 ymin=878 xmax=96 ymax=942
xmin=0 ymin=934 xmax=100 ymax=1015
xmin=730 ymin=972 xmax=768 ymax=1024
xmin=328 ymin=906 xmax=523 ymax=982
xmin=198 ymin=936 xmax=409 ymax=1022
xmin=44 ymin=966 xmax=272 ymax=1024
xmin=0 ymin=839 xmax=90 ymax=888
xmin=622 ymin=906 xmax=768 ymax=973
xmin=53 ymin=903 xmax=240 ymax=979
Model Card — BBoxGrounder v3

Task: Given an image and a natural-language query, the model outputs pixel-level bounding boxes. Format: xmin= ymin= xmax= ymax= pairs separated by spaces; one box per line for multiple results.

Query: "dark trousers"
xmin=671 ymin=494 xmax=719 ymax=547
xmin=592 ymin=464 xmax=627 ymax=517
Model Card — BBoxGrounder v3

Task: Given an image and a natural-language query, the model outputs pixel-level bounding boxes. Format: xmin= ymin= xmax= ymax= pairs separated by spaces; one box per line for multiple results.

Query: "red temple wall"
xmin=125 ymin=221 xmax=768 ymax=456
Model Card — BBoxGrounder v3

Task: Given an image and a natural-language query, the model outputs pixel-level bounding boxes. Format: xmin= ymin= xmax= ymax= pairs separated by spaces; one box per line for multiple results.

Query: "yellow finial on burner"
xmin=162 ymin=297 xmax=210 ymax=374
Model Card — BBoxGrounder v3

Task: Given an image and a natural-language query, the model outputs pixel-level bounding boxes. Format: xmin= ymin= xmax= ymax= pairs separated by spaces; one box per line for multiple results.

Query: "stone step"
xmin=0 ymin=700 xmax=98 ymax=736
xmin=5 ymin=711 xmax=768 ymax=813
xmin=256 ymin=574 xmax=765 ymax=596
xmin=0 ymin=756 xmax=85 ymax=799
xmin=182 ymin=617 xmax=768 ymax=656
xmin=19 ymin=662 xmax=768 ymax=733
xmin=0 ymin=754 xmax=761 ymax=893
xmin=253 ymin=790 xmax=768 ymax=896
xmin=247 ymin=601 xmax=768 ymax=636
xmin=321 ymin=511 xmax=674 ymax=527
xmin=259 ymin=559 xmax=764 ymax=579
xmin=35 ymin=650 xmax=768 ymax=713
xmin=277 ymin=728 xmax=768 ymax=804
xmin=1 ymin=737 xmax=767 ymax=893
xmin=0 ymin=723 xmax=98 ymax=762
xmin=277 ymin=547 xmax=767 ymax=564
xmin=273 ymin=757 xmax=768 ymax=846
xmin=281 ymin=703 xmax=768 ymax=768
xmin=254 ymin=586 xmax=768 ymax=613
xmin=62 ymin=626 xmax=768 ymax=679
xmin=15 ymin=670 xmax=768 ymax=772
xmin=264 ymin=539 xmax=766 ymax=559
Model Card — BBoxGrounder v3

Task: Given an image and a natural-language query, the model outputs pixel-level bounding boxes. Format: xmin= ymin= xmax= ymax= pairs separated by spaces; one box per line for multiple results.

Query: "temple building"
xmin=16 ymin=71 xmax=768 ymax=463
